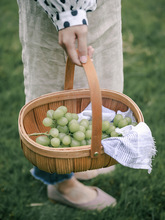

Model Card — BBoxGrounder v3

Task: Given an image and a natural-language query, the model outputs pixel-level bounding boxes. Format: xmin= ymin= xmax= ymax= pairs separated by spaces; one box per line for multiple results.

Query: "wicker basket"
xmin=18 ymin=57 xmax=144 ymax=174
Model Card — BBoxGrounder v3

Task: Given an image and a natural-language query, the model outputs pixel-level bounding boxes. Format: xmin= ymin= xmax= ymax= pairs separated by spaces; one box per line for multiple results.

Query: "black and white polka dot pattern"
xmin=35 ymin=0 xmax=97 ymax=31
xmin=55 ymin=9 xmax=88 ymax=30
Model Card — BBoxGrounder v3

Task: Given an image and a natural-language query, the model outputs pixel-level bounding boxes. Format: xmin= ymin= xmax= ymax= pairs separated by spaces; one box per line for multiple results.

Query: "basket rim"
xmin=18 ymin=88 xmax=144 ymax=158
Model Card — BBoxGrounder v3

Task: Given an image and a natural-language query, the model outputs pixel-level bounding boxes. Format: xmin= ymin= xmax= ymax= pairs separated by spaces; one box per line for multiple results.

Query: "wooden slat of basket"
xmin=102 ymin=98 xmax=128 ymax=113
xmin=73 ymin=157 xmax=91 ymax=172
xmin=102 ymin=98 xmax=113 ymax=110
xmin=63 ymin=99 xmax=77 ymax=113
xmin=23 ymin=110 xmax=40 ymax=142
xmin=109 ymin=100 xmax=120 ymax=112
xmin=48 ymin=100 xmax=64 ymax=112
xmin=21 ymin=141 xmax=37 ymax=167
xmin=106 ymin=157 xmax=118 ymax=167
xmin=55 ymin=158 xmax=74 ymax=174
xmin=80 ymin=98 xmax=90 ymax=112
xmin=115 ymin=101 xmax=128 ymax=112
xmin=90 ymin=155 xmax=107 ymax=170
xmin=33 ymin=105 xmax=49 ymax=133
xmin=43 ymin=157 xmax=56 ymax=173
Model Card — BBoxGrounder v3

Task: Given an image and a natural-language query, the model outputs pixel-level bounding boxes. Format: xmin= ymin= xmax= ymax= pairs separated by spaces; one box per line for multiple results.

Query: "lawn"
xmin=0 ymin=0 xmax=165 ymax=219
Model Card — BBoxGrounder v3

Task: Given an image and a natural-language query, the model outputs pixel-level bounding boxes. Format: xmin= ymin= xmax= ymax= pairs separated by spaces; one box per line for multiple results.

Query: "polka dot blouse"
xmin=34 ymin=0 xmax=97 ymax=31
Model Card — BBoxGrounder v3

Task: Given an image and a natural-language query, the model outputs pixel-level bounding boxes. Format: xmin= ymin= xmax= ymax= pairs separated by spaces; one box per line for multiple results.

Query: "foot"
xmin=56 ymin=176 xmax=97 ymax=204
xmin=47 ymin=181 xmax=116 ymax=210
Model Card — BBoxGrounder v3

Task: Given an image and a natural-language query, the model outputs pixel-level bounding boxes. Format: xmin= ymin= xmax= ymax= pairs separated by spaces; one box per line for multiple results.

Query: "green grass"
xmin=0 ymin=0 xmax=165 ymax=219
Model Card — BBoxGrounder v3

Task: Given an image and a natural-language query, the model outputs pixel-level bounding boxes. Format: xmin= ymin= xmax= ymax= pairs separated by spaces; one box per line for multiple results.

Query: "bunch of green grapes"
xmin=35 ymin=106 xmax=137 ymax=147
xmin=101 ymin=114 xmax=137 ymax=138
xmin=36 ymin=106 xmax=93 ymax=148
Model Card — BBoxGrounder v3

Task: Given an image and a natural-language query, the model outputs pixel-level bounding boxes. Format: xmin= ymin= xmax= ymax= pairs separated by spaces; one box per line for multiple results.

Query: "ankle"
xmin=57 ymin=177 xmax=78 ymax=194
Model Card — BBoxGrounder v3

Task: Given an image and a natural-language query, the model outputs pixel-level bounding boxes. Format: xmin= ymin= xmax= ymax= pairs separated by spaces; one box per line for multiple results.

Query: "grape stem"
xmin=28 ymin=132 xmax=50 ymax=137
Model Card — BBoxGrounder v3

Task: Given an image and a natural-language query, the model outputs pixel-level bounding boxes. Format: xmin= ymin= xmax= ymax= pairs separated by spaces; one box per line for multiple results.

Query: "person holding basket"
xmin=17 ymin=0 xmax=123 ymax=210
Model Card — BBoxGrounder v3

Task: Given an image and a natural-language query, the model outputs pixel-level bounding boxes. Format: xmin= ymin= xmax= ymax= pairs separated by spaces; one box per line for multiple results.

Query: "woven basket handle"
xmin=64 ymin=57 xmax=102 ymax=158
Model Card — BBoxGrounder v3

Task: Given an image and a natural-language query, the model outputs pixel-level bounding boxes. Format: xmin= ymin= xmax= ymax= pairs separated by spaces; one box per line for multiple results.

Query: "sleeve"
xmin=35 ymin=0 xmax=97 ymax=31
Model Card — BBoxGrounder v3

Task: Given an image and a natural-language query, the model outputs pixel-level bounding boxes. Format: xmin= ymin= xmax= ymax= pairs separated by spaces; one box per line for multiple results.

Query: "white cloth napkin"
xmin=78 ymin=103 xmax=116 ymax=122
xmin=102 ymin=122 xmax=156 ymax=174
xmin=78 ymin=103 xmax=156 ymax=174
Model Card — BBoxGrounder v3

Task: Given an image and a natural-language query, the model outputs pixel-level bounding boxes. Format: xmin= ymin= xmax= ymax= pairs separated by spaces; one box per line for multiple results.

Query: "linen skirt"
xmin=17 ymin=0 xmax=123 ymax=104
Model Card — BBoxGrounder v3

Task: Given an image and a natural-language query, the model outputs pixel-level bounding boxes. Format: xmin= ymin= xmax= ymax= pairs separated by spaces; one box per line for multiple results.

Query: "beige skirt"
xmin=17 ymin=0 xmax=123 ymax=103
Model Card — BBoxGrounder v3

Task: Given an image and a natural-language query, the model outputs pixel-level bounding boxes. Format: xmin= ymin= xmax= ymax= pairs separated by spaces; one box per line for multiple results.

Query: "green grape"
xmin=113 ymin=114 xmax=123 ymax=127
xmin=60 ymin=144 xmax=70 ymax=148
xmin=49 ymin=128 xmax=59 ymax=138
xmin=125 ymin=117 xmax=132 ymax=125
xmin=43 ymin=117 xmax=53 ymax=127
xmin=65 ymin=112 xmax=72 ymax=122
xmin=132 ymin=122 xmax=137 ymax=126
xmin=53 ymin=109 xmax=64 ymax=120
xmin=62 ymin=135 xmax=71 ymax=145
xmin=85 ymin=129 xmax=92 ymax=140
xmin=72 ymin=113 xmax=79 ymax=120
xmin=57 ymin=117 xmax=68 ymax=126
xmin=51 ymin=137 xmax=60 ymax=147
xmin=86 ymin=139 xmax=91 ymax=145
xmin=58 ymin=133 xmax=66 ymax=141
xmin=80 ymin=139 xmax=87 ymax=146
xmin=79 ymin=125 xmax=86 ymax=133
xmin=118 ymin=118 xmax=128 ymax=128
xmin=73 ymin=131 xmax=85 ymax=141
xmin=88 ymin=124 xmax=92 ymax=130
xmin=111 ymin=131 xmax=119 ymax=137
xmin=58 ymin=106 xmax=67 ymax=114
xmin=102 ymin=133 xmax=109 ymax=140
xmin=36 ymin=136 xmax=50 ymax=146
xmin=57 ymin=125 xmax=69 ymax=134
xmin=69 ymin=121 xmax=80 ymax=133
xmin=89 ymin=120 xmax=92 ymax=125
xmin=80 ymin=119 xmax=89 ymax=129
xmin=69 ymin=119 xmax=78 ymax=126
xmin=106 ymin=125 xmax=116 ymax=135
xmin=70 ymin=138 xmax=81 ymax=147
xmin=46 ymin=109 xmax=54 ymax=119
xmin=102 ymin=121 xmax=110 ymax=132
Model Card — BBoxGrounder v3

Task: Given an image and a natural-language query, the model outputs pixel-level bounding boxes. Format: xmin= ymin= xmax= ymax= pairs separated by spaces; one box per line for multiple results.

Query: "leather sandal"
xmin=47 ymin=185 xmax=116 ymax=210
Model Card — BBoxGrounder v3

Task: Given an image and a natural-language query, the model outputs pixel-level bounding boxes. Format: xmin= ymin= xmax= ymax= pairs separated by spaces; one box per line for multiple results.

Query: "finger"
xmin=59 ymin=32 xmax=81 ymax=66
xmin=66 ymin=46 xmax=81 ymax=66
xmin=77 ymin=28 xmax=88 ymax=64
xmin=87 ymin=46 xmax=94 ymax=59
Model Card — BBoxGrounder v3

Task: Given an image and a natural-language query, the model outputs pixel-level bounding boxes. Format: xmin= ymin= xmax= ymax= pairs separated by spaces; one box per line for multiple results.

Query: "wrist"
xmin=54 ymin=9 xmax=88 ymax=31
